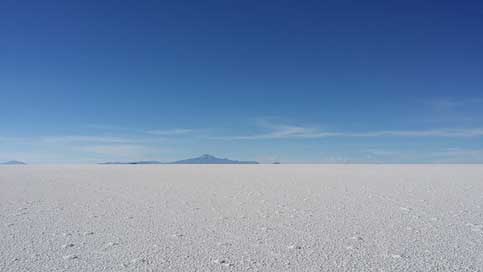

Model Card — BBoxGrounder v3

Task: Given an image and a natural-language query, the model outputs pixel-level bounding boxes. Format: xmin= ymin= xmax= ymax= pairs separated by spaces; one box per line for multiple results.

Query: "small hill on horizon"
xmin=1 ymin=160 xmax=27 ymax=165
xmin=99 ymin=154 xmax=259 ymax=165
xmin=99 ymin=160 xmax=162 ymax=165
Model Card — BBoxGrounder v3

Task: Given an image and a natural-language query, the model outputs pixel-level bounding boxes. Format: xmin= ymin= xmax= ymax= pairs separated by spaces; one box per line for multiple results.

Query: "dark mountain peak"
xmin=1 ymin=160 xmax=27 ymax=165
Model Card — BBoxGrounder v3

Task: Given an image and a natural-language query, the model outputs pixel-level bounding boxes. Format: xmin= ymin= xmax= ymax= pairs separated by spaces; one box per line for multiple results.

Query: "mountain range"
xmin=1 ymin=160 xmax=27 ymax=165
xmin=99 ymin=154 xmax=259 ymax=165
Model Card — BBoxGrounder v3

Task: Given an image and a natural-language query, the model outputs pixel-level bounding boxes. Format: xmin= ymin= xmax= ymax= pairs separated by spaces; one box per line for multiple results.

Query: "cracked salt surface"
xmin=1 ymin=165 xmax=483 ymax=271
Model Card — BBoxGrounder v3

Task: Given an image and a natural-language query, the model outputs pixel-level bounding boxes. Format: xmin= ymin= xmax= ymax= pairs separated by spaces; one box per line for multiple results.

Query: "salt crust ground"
xmin=0 ymin=165 xmax=482 ymax=271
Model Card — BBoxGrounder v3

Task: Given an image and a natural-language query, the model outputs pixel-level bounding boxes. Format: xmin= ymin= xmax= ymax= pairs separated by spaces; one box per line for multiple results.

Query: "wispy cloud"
xmin=364 ymin=147 xmax=483 ymax=163
xmin=146 ymin=128 xmax=194 ymax=136
xmin=0 ymin=136 xmax=30 ymax=144
xmin=214 ymin=122 xmax=483 ymax=140
xmin=213 ymin=125 xmax=337 ymax=140
xmin=345 ymin=129 xmax=483 ymax=137
xmin=86 ymin=124 xmax=201 ymax=138
xmin=41 ymin=135 xmax=137 ymax=144
xmin=427 ymin=97 xmax=483 ymax=111
xmin=418 ymin=97 xmax=483 ymax=126
xmin=76 ymin=144 xmax=159 ymax=160
xmin=1 ymin=135 xmax=52 ymax=144
xmin=432 ymin=148 xmax=483 ymax=162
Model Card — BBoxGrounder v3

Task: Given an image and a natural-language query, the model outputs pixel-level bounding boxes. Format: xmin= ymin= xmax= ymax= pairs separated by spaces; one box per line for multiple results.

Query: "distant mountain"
xmin=1 ymin=160 xmax=27 ymax=165
xmin=99 ymin=160 xmax=162 ymax=165
xmin=169 ymin=154 xmax=259 ymax=164
xmin=99 ymin=154 xmax=259 ymax=165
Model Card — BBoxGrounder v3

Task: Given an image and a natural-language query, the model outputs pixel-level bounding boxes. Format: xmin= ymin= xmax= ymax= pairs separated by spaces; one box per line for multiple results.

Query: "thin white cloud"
xmin=85 ymin=124 xmax=144 ymax=132
xmin=146 ymin=129 xmax=194 ymax=136
xmin=213 ymin=125 xmax=339 ymax=140
xmin=428 ymin=148 xmax=483 ymax=163
xmin=0 ymin=136 xmax=32 ymax=144
xmin=364 ymin=147 xmax=483 ymax=163
xmin=76 ymin=144 xmax=157 ymax=159
xmin=41 ymin=135 xmax=137 ymax=144
xmin=426 ymin=98 xmax=483 ymax=113
xmin=346 ymin=129 xmax=483 ymax=137
xmin=87 ymin=125 xmax=201 ymax=137
xmin=214 ymin=123 xmax=483 ymax=140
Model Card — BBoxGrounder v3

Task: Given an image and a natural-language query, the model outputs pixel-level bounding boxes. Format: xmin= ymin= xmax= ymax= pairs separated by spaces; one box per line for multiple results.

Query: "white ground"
xmin=1 ymin=165 xmax=482 ymax=271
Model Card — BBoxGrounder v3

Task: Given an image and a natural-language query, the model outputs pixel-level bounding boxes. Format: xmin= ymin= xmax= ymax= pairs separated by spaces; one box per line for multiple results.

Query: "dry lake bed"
xmin=1 ymin=165 xmax=482 ymax=271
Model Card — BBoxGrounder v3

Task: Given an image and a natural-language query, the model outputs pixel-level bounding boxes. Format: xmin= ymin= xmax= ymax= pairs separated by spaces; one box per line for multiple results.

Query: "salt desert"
xmin=1 ymin=165 xmax=482 ymax=271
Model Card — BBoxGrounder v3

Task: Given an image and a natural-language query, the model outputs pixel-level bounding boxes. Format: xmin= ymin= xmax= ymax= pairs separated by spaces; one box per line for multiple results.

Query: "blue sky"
xmin=1 ymin=0 xmax=483 ymax=163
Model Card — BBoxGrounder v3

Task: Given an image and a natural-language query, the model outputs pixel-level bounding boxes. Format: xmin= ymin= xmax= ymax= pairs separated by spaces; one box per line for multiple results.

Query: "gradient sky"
xmin=1 ymin=0 xmax=483 ymax=163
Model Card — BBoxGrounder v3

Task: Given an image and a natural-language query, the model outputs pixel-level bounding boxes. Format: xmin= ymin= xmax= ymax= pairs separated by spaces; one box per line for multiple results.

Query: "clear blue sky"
xmin=1 ymin=0 xmax=482 ymax=163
